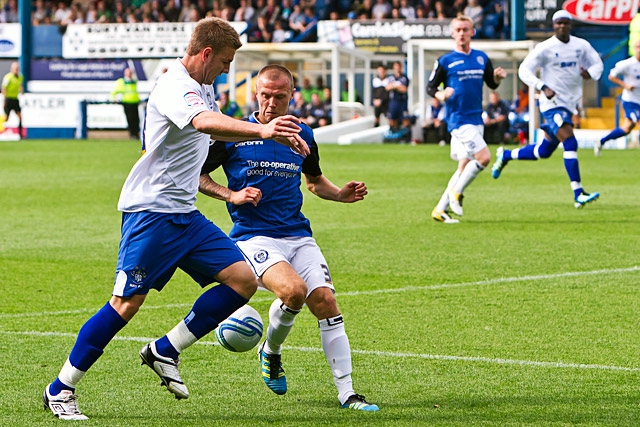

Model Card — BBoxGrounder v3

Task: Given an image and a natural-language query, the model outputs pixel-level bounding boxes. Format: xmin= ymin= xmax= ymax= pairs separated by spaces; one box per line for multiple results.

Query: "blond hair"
xmin=186 ymin=17 xmax=242 ymax=56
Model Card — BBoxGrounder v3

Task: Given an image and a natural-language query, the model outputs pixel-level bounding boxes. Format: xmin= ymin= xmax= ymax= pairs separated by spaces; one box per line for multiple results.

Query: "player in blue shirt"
xmin=197 ymin=64 xmax=378 ymax=411
xmin=42 ymin=18 xmax=309 ymax=421
xmin=427 ymin=15 xmax=506 ymax=223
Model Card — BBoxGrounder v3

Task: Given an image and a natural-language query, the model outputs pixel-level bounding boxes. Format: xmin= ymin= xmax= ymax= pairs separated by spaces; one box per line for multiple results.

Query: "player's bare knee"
xmin=277 ymin=279 xmax=307 ymax=310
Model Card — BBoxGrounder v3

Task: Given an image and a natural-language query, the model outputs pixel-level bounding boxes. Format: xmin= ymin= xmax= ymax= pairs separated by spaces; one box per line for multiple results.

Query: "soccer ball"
xmin=214 ymin=305 xmax=263 ymax=352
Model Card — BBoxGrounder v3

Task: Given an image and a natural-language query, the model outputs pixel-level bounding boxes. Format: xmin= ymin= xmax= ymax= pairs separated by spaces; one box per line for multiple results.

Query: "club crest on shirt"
xmin=254 ymin=250 xmax=269 ymax=263
xmin=184 ymin=91 xmax=205 ymax=107
xmin=476 ymin=56 xmax=485 ymax=66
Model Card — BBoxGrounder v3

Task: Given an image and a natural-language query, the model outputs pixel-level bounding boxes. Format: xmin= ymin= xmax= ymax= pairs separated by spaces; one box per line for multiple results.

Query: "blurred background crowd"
xmin=12 ymin=0 xmax=507 ymax=42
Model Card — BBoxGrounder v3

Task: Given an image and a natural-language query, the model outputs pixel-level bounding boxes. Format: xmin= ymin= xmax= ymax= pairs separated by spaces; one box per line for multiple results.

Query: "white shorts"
xmin=236 ymin=236 xmax=335 ymax=298
xmin=449 ymin=124 xmax=487 ymax=161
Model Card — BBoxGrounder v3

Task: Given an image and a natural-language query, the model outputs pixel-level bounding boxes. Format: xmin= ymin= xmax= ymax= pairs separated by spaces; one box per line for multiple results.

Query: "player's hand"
xmin=542 ymin=86 xmax=556 ymax=99
xmin=273 ymin=133 xmax=310 ymax=157
xmin=338 ymin=181 xmax=368 ymax=203
xmin=229 ymin=186 xmax=262 ymax=206
xmin=494 ymin=67 xmax=507 ymax=83
xmin=261 ymin=115 xmax=310 ymax=156
xmin=580 ymin=67 xmax=592 ymax=80
xmin=436 ymin=87 xmax=454 ymax=102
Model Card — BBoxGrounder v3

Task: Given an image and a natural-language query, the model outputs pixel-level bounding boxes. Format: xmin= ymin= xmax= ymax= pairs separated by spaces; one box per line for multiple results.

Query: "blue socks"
xmin=50 ymin=302 xmax=127 ymax=394
xmin=601 ymin=127 xmax=625 ymax=144
xmin=154 ymin=284 xmax=248 ymax=359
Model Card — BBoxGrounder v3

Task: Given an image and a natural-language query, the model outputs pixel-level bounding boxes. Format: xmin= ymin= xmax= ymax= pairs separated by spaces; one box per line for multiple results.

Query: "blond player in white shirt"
xmin=42 ymin=17 xmax=310 ymax=421
xmin=492 ymin=10 xmax=603 ymax=208
xmin=596 ymin=40 xmax=640 ymax=156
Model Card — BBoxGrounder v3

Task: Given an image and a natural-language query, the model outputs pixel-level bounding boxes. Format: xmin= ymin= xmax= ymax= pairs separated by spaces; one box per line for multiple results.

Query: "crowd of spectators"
xmin=20 ymin=0 xmax=507 ymax=41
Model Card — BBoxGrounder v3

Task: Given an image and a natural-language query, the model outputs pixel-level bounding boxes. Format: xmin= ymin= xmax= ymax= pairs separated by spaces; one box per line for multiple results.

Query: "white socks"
xmin=166 ymin=319 xmax=198 ymax=354
xmin=452 ymin=159 xmax=485 ymax=194
xmin=57 ymin=359 xmax=86 ymax=390
xmin=264 ymin=298 xmax=300 ymax=355
xmin=319 ymin=315 xmax=354 ymax=404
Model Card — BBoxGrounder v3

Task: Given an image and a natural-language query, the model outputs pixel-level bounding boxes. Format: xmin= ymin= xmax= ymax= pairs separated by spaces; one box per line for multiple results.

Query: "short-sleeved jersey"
xmin=387 ymin=73 xmax=409 ymax=102
xmin=1 ymin=72 xmax=23 ymax=99
xmin=427 ymin=49 xmax=499 ymax=131
xmin=609 ymin=56 xmax=640 ymax=104
xmin=518 ymin=35 xmax=603 ymax=114
xmin=118 ymin=58 xmax=217 ymax=213
xmin=201 ymin=113 xmax=321 ymax=241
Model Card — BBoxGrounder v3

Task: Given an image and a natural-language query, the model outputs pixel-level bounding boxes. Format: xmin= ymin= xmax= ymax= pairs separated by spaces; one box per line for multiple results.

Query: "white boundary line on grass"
xmin=1 ymin=265 xmax=638 ymax=320
xmin=2 ymin=330 xmax=639 ymax=373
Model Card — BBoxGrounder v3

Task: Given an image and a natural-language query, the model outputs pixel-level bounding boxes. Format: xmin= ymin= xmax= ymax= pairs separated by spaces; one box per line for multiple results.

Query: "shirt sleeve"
xmin=519 ymin=45 xmax=545 ymax=90
xmin=427 ymin=59 xmax=446 ymax=97
xmin=583 ymin=41 xmax=604 ymax=81
xmin=201 ymin=141 xmax=230 ymax=175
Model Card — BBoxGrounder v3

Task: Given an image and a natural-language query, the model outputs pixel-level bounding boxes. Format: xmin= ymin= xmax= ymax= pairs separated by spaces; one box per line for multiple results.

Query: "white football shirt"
xmin=609 ymin=56 xmax=640 ymax=105
xmin=518 ymin=35 xmax=603 ymax=114
xmin=118 ymin=58 xmax=219 ymax=213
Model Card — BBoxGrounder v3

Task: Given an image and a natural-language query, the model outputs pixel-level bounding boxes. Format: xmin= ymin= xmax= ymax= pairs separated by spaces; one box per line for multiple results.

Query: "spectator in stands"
xmin=2 ymin=0 xmax=18 ymax=23
xmin=341 ymin=80 xmax=361 ymax=102
xmin=451 ymin=0 xmax=467 ymax=16
xmin=297 ymin=6 xmax=318 ymax=38
xmin=271 ymin=19 xmax=288 ymax=42
xmin=85 ymin=1 xmax=97 ymax=23
xmin=258 ymin=0 xmax=280 ymax=42
xmin=372 ymin=64 xmax=389 ymax=127
xmin=32 ymin=0 xmax=52 ymax=25
xmin=178 ymin=0 xmax=194 ymax=22
xmin=280 ymin=0 xmax=294 ymax=27
xmin=399 ymin=0 xmax=416 ymax=20
xmin=464 ymin=0 xmax=483 ymax=31
xmin=288 ymin=3 xmax=305 ymax=35
xmin=433 ymin=0 xmax=449 ymax=19
xmin=372 ymin=0 xmax=392 ymax=20
xmin=96 ymin=0 xmax=113 ymax=22
xmin=316 ymin=76 xmax=326 ymax=99
xmin=483 ymin=91 xmax=510 ymax=144
xmin=218 ymin=92 xmax=244 ymax=119
xmin=305 ymin=93 xmax=331 ymax=128
xmin=53 ymin=1 xmax=71 ymax=24
xmin=354 ymin=0 xmax=373 ymax=19
xmin=164 ymin=0 xmax=180 ymax=22
xmin=289 ymin=91 xmax=308 ymax=118
xmin=421 ymin=97 xmax=448 ymax=145
xmin=234 ymin=0 xmax=255 ymax=23
xmin=113 ymin=1 xmax=126 ymax=22
xmin=300 ymin=77 xmax=316 ymax=103
xmin=246 ymin=91 xmax=260 ymax=116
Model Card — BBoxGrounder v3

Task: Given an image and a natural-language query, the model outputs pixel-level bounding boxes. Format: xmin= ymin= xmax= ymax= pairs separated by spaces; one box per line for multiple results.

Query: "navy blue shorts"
xmin=113 ymin=211 xmax=245 ymax=296
xmin=387 ymin=100 xmax=408 ymax=120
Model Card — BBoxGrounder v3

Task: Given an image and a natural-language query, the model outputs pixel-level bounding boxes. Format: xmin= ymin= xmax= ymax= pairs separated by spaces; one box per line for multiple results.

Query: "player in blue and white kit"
xmin=42 ymin=18 xmax=309 ymax=421
xmin=491 ymin=10 xmax=602 ymax=208
xmin=428 ymin=15 xmax=507 ymax=223
xmin=596 ymin=40 xmax=640 ymax=156
xmin=197 ymin=64 xmax=378 ymax=411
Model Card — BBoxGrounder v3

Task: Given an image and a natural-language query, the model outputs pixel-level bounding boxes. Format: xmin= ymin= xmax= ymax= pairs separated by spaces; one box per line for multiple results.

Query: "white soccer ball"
xmin=214 ymin=305 xmax=263 ymax=352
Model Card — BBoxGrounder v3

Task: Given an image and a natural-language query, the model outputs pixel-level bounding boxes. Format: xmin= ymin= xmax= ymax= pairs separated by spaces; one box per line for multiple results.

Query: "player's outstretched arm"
xmin=305 ymin=175 xmax=367 ymax=203
xmin=199 ymin=173 xmax=262 ymax=206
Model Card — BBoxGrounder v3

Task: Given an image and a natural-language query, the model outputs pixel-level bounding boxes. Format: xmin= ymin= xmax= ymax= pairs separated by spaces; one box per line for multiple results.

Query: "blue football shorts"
xmin=387 ymin=100 xmax=408 ymax=120
xmin=540 ymin=107 xmax=574 ymax=137
xmin=113 ymin=210 xmax=245 ymax=297
xmin=622 ymin=101 xmax=640 ymax=123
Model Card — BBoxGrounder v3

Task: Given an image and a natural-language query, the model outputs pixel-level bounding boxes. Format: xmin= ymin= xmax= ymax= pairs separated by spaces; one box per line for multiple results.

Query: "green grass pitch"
xmin=1 ymin=139 xmax=639 ymax=426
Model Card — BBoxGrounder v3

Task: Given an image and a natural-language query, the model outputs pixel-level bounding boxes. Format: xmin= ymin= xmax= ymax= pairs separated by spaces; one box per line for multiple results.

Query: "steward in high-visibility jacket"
xmin=111 ymin=68 xmax=141 ymax=139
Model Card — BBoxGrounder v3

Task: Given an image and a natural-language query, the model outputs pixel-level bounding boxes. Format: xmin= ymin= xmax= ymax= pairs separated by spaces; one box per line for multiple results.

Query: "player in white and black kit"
xmin=596 ymin=40 xmax=640 ymax=156
xmin=428 ymin=15 xmax=506 ymax=223
xmin=42 ymin=18 xmax=309 ymax=421
xmin=491 ymin=10 xmax=603 ymax=208
xmin=199 ymin=64 xmax=378 ymax=412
